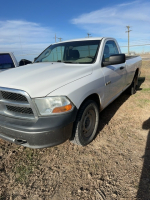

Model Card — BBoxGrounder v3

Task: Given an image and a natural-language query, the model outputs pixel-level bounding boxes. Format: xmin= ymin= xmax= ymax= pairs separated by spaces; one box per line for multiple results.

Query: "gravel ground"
xmin=0 ymin=61 xmax=150 ymax=200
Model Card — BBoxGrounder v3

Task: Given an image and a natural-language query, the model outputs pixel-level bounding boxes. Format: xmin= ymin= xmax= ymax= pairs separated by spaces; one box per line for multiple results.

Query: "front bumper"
xmin=0 ymin=107 xmax=77 ymax=148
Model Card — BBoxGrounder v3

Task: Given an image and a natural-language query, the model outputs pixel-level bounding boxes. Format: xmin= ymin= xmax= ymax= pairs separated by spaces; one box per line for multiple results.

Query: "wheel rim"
xmin=82 ymin=107 xmax=96 ymax=138
xmin=133 ymin=76 xmax=138 ymax=93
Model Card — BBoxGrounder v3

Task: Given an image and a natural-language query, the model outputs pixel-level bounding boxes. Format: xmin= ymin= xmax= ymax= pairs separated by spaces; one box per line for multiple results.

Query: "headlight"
xmin=34 ymin=96 xmax=73 ymax=116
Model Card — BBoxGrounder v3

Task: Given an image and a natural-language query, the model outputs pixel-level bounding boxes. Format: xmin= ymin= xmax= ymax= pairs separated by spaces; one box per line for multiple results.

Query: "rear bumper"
xmin=0 ymin=107 xmax=77 ymax=148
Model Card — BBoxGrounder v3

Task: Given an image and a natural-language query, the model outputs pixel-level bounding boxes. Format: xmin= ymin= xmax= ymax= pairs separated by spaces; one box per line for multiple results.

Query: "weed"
xmin=25 ymin=148 xmax=34 ymax=161
xmin=141 ymin=88 xmax=150 ymax=92
xmin=15 ymin=165 xmax=33 ymax=183
xmin=14 ymin=148 xmax=39 ymax=183
xmin=0 ymin=196 xmax=6 ymax=200
xmin=137 ymin=99 xmax=150 ymax=108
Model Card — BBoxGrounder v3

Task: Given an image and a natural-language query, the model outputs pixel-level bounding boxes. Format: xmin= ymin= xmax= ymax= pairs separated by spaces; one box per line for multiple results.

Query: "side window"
xmin=0 ymin=54 xmax=15 ymax=69
xmin=103 ymin=40 xmax=119 ymax=62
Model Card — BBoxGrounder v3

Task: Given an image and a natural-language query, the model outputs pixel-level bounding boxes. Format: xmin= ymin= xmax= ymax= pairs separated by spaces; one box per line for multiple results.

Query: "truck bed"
xmin=126 ymin=56 xmax=140 ymax=60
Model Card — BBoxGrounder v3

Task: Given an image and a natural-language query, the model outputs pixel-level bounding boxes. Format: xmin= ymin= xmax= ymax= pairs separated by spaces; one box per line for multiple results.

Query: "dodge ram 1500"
xmin=0 ymin=38 xmax=142 ymax=148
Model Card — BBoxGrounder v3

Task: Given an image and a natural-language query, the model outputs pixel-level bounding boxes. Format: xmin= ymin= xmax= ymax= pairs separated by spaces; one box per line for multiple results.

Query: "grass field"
xmin=0 ymin=61 xmax=150 ymax=200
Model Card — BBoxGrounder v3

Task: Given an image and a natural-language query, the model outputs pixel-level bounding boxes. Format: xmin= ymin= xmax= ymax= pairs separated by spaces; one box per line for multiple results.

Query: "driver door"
xmin=102 ymin=40 xmax=126 ymax=105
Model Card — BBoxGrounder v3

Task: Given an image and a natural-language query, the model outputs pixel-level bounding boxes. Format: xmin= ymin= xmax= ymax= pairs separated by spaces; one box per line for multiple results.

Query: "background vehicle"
xmin=0 ymin=52 xmax=19 ymax=72
xmin=0 ymin=52 xmax=32 ymax=72
xmin=0 ymin=38 xmax=142 ymax=148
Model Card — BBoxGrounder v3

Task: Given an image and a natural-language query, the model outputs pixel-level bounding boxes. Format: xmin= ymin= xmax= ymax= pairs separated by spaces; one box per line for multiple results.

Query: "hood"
xmin=0 ymin=62 xmax=92 ymax=98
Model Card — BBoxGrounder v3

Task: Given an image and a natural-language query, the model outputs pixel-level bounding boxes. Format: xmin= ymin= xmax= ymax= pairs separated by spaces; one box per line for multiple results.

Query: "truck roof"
xmin=51 ymin=37 xmax=104 ymax=45
xmin=0 ymin=52 xmax=14 ymax=55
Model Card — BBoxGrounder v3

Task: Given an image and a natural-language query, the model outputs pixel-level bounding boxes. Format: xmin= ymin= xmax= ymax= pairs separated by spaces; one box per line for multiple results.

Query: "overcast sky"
xmin=0 ymin=0 xmax=150 ymax=61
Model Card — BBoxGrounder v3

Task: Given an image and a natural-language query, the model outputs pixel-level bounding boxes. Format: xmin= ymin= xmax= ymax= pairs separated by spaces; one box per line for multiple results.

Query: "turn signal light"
xmin=52 ymin=104 xmax=72 ymax=113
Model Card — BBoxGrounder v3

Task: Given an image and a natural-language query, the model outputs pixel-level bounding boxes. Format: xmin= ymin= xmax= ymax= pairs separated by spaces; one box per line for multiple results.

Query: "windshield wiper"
xmin=56 ymin=60 xmax=78 ymax=64
xmin=63 ymin=61 xmax=79 ymax=64
xmin=35 ymin=61 xmax=40 ymax=63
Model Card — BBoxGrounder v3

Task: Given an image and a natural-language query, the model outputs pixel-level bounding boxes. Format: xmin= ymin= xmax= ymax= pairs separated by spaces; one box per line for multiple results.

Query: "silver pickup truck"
xmin=0 ymin=37 xmax=142 ymax=148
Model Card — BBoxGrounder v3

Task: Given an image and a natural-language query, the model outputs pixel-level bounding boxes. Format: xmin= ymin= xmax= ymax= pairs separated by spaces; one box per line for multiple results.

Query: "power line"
xmin=131 ymin=39 xmax=150 ymax=42
xmin=15 ymin=53 xmax=40 ymax=56
xmin=120 ymin=44 xmax=150 ymax=47
xmin=129 ymin=40 xmax=150 ymax=45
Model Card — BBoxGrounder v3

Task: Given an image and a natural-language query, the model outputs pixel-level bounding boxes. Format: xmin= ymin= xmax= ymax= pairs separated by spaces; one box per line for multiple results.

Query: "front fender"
xmin=48 ymin=74 xmax=105 ymax=109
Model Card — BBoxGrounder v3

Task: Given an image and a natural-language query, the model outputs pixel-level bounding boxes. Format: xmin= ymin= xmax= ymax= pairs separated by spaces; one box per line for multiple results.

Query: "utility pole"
xmin=57 ymin=37 xmax=63 ymax=42
xmin=54 ymin=34 xmax=57 ymax=43
xmin=86 ymin=33 xmax=91 ymax=56
xmin=57 ymin=37 xmax=63 ymax=59
xmin=87 ymin=33 xmax=91 ymax=38
xmin=126 ymin=26 xmax=132 ymax=55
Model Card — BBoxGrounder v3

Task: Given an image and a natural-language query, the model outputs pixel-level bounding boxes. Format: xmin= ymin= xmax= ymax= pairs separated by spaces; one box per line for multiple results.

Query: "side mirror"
xmin=102 ymin=54 xmax=125 ymax=67
xmin=19 ymin=59 xmax=32 ymax=66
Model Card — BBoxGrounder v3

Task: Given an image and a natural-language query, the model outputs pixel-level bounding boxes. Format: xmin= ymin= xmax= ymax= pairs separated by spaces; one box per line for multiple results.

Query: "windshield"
xmin=0 ymin=54 xmax=15 ymax=69
xmin=35 ymin=40 xmax=101 ymax=64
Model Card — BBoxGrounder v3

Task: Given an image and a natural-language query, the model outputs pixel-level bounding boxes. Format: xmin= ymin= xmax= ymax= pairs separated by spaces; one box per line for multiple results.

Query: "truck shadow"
xmin=97 ymin=92 xmax=129 ymax=133
xmin=136 ymin=118 xmax=150 ymax=199
xmin=137 ymin=77 xmax=145 ymax=91
xmin=97 ymin=76 xmax=145 ymax=134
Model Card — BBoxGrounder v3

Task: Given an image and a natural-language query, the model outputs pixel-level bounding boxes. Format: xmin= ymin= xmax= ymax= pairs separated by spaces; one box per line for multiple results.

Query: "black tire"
xmin=127 ymin=73 xmax=138 ymax=95
xmin=70 ymin=100 xmax=99 ymax=146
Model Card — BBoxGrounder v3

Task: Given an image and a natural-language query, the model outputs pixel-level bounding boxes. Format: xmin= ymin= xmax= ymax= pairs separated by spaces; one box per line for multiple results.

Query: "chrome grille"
xmin=6 ymin=105 xmax=33 ymax=115
xmin=0 ymin=87 xmax=37 ymax=120
xmin=1 ymin=91 xmax=28 ymax=102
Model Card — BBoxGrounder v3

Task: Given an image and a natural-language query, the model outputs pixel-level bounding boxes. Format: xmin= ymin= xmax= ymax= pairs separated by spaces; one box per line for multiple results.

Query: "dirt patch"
xmin=0 ymin=61 xmax=150 ymax=200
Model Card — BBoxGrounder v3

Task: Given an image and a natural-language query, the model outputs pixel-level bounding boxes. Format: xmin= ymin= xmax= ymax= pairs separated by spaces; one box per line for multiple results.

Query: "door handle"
xmin=105 ymin=81 xmax=111 ymax=86
xmin=120 ymin=66 xmax=125 ymax=70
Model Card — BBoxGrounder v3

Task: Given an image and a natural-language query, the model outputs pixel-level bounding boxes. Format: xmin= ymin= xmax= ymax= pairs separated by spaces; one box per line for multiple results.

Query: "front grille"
xmin=6 ymin=105 xmax=33 ymax=115
xmin=0 ymin=87 xmax=37 ymax=119
xmin=1 ymin=91 xmax=28 ymax=102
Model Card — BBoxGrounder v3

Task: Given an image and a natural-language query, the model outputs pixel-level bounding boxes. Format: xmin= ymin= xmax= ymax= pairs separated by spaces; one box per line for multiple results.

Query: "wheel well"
xmin=135 ymin=68 xmax=139 ymax=76
xmin=79 ymin=94 xmax=101 ymax=112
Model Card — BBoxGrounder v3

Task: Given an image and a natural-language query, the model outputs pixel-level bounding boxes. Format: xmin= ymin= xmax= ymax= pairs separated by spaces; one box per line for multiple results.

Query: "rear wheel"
xmin=127 ymin=73 xmax=138 ymax=95
xmin=70 ymin=100 xmax=99 ymax=146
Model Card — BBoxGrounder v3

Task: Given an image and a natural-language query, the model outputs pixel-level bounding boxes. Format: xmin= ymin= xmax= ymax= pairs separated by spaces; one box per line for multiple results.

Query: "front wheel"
xmin=70 ymin=100 xmax=99 ymax=146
